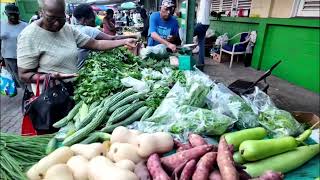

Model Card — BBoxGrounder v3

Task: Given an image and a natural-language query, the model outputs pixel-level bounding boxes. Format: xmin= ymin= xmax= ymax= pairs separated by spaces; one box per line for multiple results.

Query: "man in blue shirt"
xmin=148 ymin=0 xmax=181 ymax=52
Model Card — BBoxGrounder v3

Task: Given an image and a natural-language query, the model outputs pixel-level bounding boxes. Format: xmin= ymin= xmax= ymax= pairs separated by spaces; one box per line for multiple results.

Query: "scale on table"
xmin=175 ymin=44 xmax=197 ymax=70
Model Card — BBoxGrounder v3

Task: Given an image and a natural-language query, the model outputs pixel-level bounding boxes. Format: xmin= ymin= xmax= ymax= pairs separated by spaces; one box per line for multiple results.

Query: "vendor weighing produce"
xmin=17 ymin=0 xmax=137 ymax=94
xmin=148 ymin=0 xmax=181 ymax=52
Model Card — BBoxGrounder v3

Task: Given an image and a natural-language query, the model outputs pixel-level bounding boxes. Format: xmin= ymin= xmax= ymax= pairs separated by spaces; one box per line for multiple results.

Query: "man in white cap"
xmin=148 ymin=0 xmax=181 ymax=52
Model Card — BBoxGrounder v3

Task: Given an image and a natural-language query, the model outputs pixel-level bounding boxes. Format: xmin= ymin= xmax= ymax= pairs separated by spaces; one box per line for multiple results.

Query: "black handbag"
xmin=25 ymin=74 xmax=75 ymax=132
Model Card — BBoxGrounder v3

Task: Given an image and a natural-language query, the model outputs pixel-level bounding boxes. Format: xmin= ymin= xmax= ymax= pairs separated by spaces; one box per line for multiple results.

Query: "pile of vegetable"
xmin=27 ymin=126 xmax=174 ymax=180
xmin=0 ymin=133 xmax=53 ymax=180
xmin=224 ymin=126 xmax=319 ymax=177
xmin=74 ymin=47 xmax=175 ymax=104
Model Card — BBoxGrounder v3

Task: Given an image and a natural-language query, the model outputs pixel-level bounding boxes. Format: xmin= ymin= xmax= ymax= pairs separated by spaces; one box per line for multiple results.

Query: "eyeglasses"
xmin=43 ymin=13 xmax=66 ymax=23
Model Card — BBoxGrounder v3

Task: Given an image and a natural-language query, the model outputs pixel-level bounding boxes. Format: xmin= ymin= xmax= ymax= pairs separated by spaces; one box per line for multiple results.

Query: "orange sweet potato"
xmin=161 ymin=145 xmax=213 ymax=172
xmin=147 ymin=154 xmax=170 ymax=180
xmin=192 ymin=152 xmax=217 ymax=180
xmin=217 ymin=136 xmax=239 ymax=180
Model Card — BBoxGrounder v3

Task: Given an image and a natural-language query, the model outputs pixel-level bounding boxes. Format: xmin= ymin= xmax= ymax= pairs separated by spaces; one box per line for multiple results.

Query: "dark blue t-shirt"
xmin=147 ymin=12 xmax=179 ymax=46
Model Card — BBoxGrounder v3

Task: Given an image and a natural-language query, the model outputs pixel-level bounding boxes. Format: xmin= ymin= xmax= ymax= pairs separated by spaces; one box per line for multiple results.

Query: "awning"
xmin=120 ymin=2 xmax=136 ymax=9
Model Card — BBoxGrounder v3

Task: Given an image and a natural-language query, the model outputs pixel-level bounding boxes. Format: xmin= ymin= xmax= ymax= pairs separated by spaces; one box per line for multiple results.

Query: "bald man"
xmin=17 ymin=0 xmax=137 ymax=94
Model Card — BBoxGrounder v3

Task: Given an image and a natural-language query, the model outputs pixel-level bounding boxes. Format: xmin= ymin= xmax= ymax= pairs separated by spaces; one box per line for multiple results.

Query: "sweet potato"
xmin=188 ymin=134 xmax=207 ymax=147
xmin=161 ymin=145 xmax=213 ymax=172
xmin=209 ymin=170 xmax=222 ymax=180
xmin=217 ymin=136 xmax=239 ymax=180
xmin=172 ymin=161 xmax=188 ymax=180
xmin=192 ymin=152 xmax=217 ymax=180
xmin=134 ymin=161 xmax=151 ymax=180
xmin=147 ymin=154 xmax=170 ymax=180
xmin=174 ymin=139 xmax=192 ymax=152
xmin=180 ymin=160 xmax=197 ymax=180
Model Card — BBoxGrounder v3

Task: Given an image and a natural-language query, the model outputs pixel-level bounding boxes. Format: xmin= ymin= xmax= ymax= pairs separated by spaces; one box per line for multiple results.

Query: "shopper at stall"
xmin=29 ymin=11 xmax=40 ymax=23
xmin=17 ymin=0 xmax=136 ymax=94
xmin=73 ymin=4 xmax=138 ymax=69
xmin=194 ymin=0 xmax=212 ymax=69
xmin=1 ymin=4 xmax=28 ymax=88
xmin=148 ymin=0 xmax=180 ymax=52
xmin=140 ymin=8 xmax=149 ymax=39
xmin=103 ymin=9 xmax=116 ymax=36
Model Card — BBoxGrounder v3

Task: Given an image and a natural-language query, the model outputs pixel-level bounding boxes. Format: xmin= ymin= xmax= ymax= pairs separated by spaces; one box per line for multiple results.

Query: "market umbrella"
xmin=91 ymin=5 xmax=101 ymax=11
xmin=120 ymin=2 xmax=136 ymax=9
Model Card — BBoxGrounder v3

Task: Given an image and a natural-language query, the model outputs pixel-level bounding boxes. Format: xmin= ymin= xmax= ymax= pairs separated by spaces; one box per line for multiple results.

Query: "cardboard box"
xmin=292 ymin=111 xmax=320 ymax=129
xmin=211 ymin=52 xmax=230 ymax=63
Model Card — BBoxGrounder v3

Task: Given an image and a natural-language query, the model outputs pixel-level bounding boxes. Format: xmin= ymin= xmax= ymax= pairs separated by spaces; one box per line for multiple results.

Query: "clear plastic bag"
xmin=258 ymin=107 xmax=304 ymax=137
xmin=241 ymin=87 xmax=275 ymax=114
xmin=121 ymin=77 xmax=150 ymax=93
xmin=140 ymin=44 xmax=169 ymax=60
xmin=206 ymin=83 xmax=260 ymax=129
xmin=242 ymin=87 xmax=304 ymax=137
xmin=129 ymin=74 xmax=235 ymax=141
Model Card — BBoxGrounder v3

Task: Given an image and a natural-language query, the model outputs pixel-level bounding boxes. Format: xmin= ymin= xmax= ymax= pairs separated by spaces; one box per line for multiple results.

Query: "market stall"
xmin=0 ymin=47 xmax=319 ymax=180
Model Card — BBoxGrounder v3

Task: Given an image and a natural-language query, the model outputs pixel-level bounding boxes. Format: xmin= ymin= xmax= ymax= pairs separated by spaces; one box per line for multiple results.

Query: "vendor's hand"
xmin=167 ymin=35 xmax=175 ymax=43
xmin=124 ymin=38 xmax=137 ymax=48
xmin=51 ymin=72 xmax=78 ymax=80
xmin=167 ymin=43 xmax=177 ymax=53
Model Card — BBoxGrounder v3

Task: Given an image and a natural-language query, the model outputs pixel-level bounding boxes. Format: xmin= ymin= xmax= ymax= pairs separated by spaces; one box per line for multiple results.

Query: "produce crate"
xmin=178 ymin=55 xmax=195 ymax=70
xmin=211 ymin=52 xmax=230 ymax=63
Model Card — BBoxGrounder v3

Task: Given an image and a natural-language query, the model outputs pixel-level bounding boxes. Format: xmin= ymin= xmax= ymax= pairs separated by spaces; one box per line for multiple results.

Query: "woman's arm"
xmin=96 ymin=32 xmax=138 ymax=41
xmin=18 ymin=68 xmax=77 ymax=83
xmin=82 ymin=38 xmax=137 ymax=51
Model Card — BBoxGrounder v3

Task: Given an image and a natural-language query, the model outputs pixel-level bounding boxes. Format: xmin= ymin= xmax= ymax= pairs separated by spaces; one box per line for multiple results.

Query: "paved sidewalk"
xmin=0 ymin=88 xmax=23 ymax=134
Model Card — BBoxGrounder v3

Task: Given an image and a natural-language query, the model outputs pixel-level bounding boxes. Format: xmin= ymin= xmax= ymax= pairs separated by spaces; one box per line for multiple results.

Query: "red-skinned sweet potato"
xmin=188 ymin=134 xmax=207 ymax=147
xmin=161 ymin=145 xmax=213 ymax=172
xmin=180 ymin=160 xmax=197 ymax=180
xmin=147 ymin=154 xmax=170 ymax=180
xmin=192 ymin=152 xmax=217 ymax=180
xmin=217 ymin=136 xmax=239 ymax=180
xmin=209 ymin=170 xmax=222 ymax=180
xmin=134 ymin=161 xmax=151 ymax=180
xmin=174 ymin=139 xmax=193 ymax=152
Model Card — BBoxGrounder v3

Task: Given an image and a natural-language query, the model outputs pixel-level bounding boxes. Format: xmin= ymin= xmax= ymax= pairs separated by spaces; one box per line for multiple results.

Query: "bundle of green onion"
xmin=0 ymin=133 xmax=53 ymax=180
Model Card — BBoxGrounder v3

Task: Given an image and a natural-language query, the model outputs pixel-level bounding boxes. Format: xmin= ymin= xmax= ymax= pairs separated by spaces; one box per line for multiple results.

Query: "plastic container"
xmin=178 ymin=55 xmax=195 ymax=70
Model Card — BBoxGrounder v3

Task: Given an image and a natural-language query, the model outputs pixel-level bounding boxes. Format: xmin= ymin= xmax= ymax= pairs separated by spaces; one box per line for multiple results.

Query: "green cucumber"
xmin=224 ymin=127 xmax=267 ymax=150
xmin=63 ymin=106 xmax=109 ymax=146
xmin=244 ymin=144 xmax=320 ymax=177
xmin=79 ymin=103 xmax=89 ymax=122
xmin=46 ymin=137 xmax=57 ymax=154
xmin=108 ymin=104 xmax=131 ymax=121
xmin=107 ymin=88 xmax=136 ymax=108
xmin=89 ymin=101 xmax=99 ymax=111
xmin=108 ymin=101 xmax=145 ymax=124
xmin=101 ymin=106 xmax=148 ymax=133
xmin=80 ymin=131 xmax=111 ymax=144
xmin=140 ymin=108 xmax=154 ymax=121
xmin=53 ymin=101 xmax=83 ymax=128
xmin=76 ymin=107 xmax=99 ymax=130
xmin=108 ymin=92 xmax=145 ymax=113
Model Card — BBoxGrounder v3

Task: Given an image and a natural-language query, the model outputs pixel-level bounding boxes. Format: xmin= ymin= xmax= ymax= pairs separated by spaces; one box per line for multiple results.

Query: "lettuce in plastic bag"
xmin=258 ymin=107 xmax=304 ymax=137
xmin=207 ymin=83 xmax=260 ymax=129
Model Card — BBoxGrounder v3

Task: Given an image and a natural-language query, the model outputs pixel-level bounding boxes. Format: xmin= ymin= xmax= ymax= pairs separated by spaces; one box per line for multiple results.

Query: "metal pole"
xmin=186 ymin=0 xmax=195 ymax=44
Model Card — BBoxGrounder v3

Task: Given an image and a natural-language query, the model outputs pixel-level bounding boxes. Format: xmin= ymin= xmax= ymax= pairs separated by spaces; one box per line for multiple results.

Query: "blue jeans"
xmin=194 ymin=23 xmax=210 ymax=65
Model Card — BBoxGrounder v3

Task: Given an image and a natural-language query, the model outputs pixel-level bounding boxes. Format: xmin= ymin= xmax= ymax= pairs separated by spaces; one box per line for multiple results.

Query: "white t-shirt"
xmin=0 ymin=20 xmax=28 ymax=59
xmin=17 ymin=23 xmax=91 ymax=93
xmin=197 ymin=0 xmax=213 ymax=25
